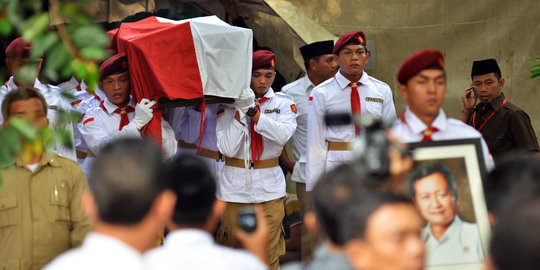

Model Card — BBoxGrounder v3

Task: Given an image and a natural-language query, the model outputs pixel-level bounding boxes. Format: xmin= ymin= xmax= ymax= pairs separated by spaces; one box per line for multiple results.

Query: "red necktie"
xmin=348 ymin=82 xmax=362 ymax=134
xmin=421 ymin=126 xmax=439 ymax=142
xmin=250 ymin=97 xmax=269 ymax=165
xmin=113 ymin=106 xmax=135 ymax=130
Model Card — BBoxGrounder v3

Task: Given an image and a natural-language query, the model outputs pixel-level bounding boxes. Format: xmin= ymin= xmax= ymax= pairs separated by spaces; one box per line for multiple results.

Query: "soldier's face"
xmin=472 ymin=73 xmax=504 ymax=104
xmin=100 ymin=71 xmax=131 ymax=107
xmin=399 ymin=69 xmax=446 ymax=120
xmin=311 ymin=54 xmax=338 ymax=80
xmin=345 ymin=203 xmax=425 ymax=270
xmin=6 ymin=57 xmax=43 ymax=86
xmin=7 ymin=97 xmax=48 ymax=128
xmin=413 ymin=172 xmax=456 ymax=226
xmin=251 ymin=68 xmax=275 ymax=98
xmin=337 ymin=44 xmax=369 ymax=78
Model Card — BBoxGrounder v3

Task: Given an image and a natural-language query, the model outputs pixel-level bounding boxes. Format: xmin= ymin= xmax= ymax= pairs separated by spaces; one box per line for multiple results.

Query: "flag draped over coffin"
xmin=108 ymin=15 xmax=253 ymax=145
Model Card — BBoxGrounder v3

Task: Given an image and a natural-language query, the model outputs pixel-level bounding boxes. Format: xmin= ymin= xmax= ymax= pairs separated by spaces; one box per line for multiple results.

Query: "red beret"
xmin=397 ymin=49 xmax=444 ymax=84
xmin=100 ymin=53 xmax=128 ymax=80
xmin=5 ymin=37 xmax=32 ymax=59
xmin=252 ymin=50 xmax=275 ymax=71
xmin=333 ymin=31 xmax=366 ymax=54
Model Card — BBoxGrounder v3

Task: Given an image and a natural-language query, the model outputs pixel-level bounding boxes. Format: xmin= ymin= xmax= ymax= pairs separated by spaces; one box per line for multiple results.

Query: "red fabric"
xmin=397 ymin=49 xmax=444 ymax=84
xmin=250 ymin=97 xmax=269 ymax=164
xmin=5 ymin=37 xmax=31 ymax=59
xmin=348 ymin=82 xmax=362 ymax=135
xmin=113 ymin=106 xmax=135 ymax=130
xmin=421 ymin=126 xmax=439 ymax=142
xmin=99 ymin=53 xmax=128 ymax=80
xmin=333 ymin=31 xmax=366 ymax=54
xmin=111 ymin=16 xmax=204 ymax=146
xmin=252 ymin=50 xmax=275 ymax=70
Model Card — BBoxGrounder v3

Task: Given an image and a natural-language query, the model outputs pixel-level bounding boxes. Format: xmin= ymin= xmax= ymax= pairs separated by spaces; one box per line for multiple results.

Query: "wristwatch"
xmin=246 ymin=106 xmax=258 ymax=117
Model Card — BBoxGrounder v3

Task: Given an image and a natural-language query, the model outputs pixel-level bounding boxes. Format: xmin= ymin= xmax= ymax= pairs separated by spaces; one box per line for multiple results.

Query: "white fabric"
xmin=186 ymin=104 xmax=225 ymax=179
xmin=282 ymin=75 xmax=315 ymax=183
xmin=306 ymin=71 xmax=397 ymax=190
xmin=217 ymin=89 xmax=297 ymax=203
xmin=79 ymin=97 xmax=176 ymax=177
xmin=72 ymin=84 xmax=105 ymax=165
xmin=43 ymin=232 xmax=144 ymax=270
xmin=391 ymin=107 xmax=494 ymax=170
xmin=144 ymin=229 xmax=266 ymax=270
xmin=156 ymin=16 xmax=252 ymax=99
xmin=423 ymin=216 xmax=484 ymax=266
xmin=168 ymin=106 xmax=199 ymax=156
xmin=26 ymin=163 xmax=38 ymax=173
xmin=132 ymin=98 xmax=157 ymax=129
xmin=0 ymin=77 xmax=76 ymax=160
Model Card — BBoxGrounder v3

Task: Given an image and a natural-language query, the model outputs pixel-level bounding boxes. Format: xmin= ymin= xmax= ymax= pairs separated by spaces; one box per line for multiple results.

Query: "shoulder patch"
xmin=290 ymin=104 xmax=297 ymax=114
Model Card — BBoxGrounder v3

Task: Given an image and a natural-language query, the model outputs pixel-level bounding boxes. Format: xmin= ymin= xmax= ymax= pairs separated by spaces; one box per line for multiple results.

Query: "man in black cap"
xmin=280 ymin=40 xmax=337 ymax=259
xmin=460 ymin=59 xmax=539 ymax=161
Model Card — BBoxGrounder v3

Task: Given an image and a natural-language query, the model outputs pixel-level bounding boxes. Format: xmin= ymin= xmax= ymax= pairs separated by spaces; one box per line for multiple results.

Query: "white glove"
xmin=235 ymin=87 xmax=255 ymax=114
xmin=133 ymin=98 xmax=157 ymax=130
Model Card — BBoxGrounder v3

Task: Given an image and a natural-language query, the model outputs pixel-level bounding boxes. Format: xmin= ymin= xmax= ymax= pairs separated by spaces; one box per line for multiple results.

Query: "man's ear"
xmin=398 ymin=84 xmax=409 ymax=100
xmin=213 ymin=199 xmax=227 ymax=218
xmin=344 ymin=238 xmax=370 ymax=270
xmin=152 ymin=189 xmax=177 ymax=224
xmin=304 ymin=211 xmax=320 ymax=234
xmin=499 ymin=78 xmax=505 ymax=88
xmin=82 ymin=190 xmax=99 ymax=222
xmin=309 ymin=58 xmax=317 ymax=71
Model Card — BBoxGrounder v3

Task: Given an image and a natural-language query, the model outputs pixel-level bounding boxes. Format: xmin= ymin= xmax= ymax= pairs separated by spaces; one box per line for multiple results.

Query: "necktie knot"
xmin=113 ymin=106 xmax=134 ymax=130
xmin=421 ymin=126 xmax=439 ymax=142
xmin=348 ymin=82 xmax=361 ymax=88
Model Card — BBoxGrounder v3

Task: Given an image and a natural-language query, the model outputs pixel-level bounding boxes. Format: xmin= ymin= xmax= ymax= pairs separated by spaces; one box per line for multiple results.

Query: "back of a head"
xmin=312 ymin=163 xmax=374 ymax=245
xmin=90 ymin=138 xmax=168 ymax=225
xmin=167 ymin=154 xmax=216 ymax=227
xmin=485 ymin=153 xmax=540 ymax=216
xmin=490 ymin=196 xmax=540 ymax=270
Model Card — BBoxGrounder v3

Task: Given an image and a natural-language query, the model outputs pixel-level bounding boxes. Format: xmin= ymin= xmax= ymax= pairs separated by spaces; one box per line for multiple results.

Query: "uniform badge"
xmin=290 ymin=104 xmax=297 ymax=114
xmin=48 ymin=105 xmax=58 ymax=111
xmin=463 ymin=246 xmax=470 ymax=253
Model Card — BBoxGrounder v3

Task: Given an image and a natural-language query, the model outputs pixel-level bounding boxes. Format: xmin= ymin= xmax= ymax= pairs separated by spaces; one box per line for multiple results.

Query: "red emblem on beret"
xmin=253 ymin=50 xmax=276 ymax=70
xmin=397 ymin=49 xmax=444 ymax=84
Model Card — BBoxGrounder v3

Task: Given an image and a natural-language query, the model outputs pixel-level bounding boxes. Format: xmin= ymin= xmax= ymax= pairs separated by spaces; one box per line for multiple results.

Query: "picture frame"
xmin=407 ymin=138 xmax=490 ymax=270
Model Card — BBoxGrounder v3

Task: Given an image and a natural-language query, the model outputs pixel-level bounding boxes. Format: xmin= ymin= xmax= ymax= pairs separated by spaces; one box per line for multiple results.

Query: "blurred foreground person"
xmin=144 ymin=155 xmax=267 ymax=269
xmin=0 ymin=87 xmax=90 ymax=269
xmin=488 ymin=191 xmax=540 ymax=270
xmin=44 ymin=139 xmax=176 ymax=270
xmin=343 ymin=191 xmax=425 ymax=270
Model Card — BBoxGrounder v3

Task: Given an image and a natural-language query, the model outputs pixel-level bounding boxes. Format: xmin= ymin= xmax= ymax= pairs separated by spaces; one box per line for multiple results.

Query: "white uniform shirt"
xmin=217 ymin=88 xmax=297 ymax=203
xmin=306 ymin=71 xmax=397 ymax=190
xmin=144 ymin=229 xmax=266 ymax=270
xmin=185 ymin=104 xmax=225 ymax=179
xmin=43 ymin=232 xmax=144 ymax=270
xmin=0 ymin=77 xmax=76 ymax=160
xmin=282 ymin=75 xmax=315 ymax=183
xmin=423 ymin=216 xmax=484 ymax=266
xmin=391 ymin=107 xmax=494 ymax=170
xmin=79 ymin=97 xmax=177 ymax=177
xmin=168 ymin=106 xmax=199 ymax=156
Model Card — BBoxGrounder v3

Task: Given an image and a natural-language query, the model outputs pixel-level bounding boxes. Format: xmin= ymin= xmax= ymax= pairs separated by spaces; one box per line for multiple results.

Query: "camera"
xmin=238 ymin=206 xmax=257 ymax=233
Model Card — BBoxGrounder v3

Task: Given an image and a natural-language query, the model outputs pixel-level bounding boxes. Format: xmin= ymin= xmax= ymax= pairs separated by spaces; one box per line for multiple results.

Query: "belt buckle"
xmin=217 ymin=154 xmax=224 ymax=162
xmin=250 ymin=161 xmax=255 ymax=169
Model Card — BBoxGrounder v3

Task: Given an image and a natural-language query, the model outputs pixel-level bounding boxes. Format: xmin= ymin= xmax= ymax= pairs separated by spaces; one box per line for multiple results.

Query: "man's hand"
xmin=235 ymin=87 xmax=255 ymax=114
xmin=459 ymin=85 xmax=477 ymax=123
xmin=133 ymin=98 xmax=157 ymax=130
xmin=234 ymin=204 xmax=269 ymax=265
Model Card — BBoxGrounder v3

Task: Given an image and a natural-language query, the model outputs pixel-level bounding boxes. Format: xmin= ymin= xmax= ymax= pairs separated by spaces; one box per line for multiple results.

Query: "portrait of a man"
xmin=410 ymin=162 xmax=484 ymax=266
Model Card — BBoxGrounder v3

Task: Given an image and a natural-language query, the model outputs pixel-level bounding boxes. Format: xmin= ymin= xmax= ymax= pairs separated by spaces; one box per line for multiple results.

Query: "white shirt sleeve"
xmin=381 ymin=85 xmax=397 ymax=122
xmin=80 ymin=111 xmax=141 ymax=154
xmin=254 ymin=99 xmax=297 ymax=146
xmin=306 ymin=90 xmax=327 ymax=191
xmin=216 ymin=108 xmax=247 ymax=157
xmin=160 ymin=118 xmax=177 ymax=159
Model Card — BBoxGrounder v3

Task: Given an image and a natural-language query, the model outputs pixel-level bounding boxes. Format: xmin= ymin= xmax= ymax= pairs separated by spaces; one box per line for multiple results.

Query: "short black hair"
xmin=312 ymin=163 xmax=373 ymax=245
xmin=490 ymin=196 xmax=540 ymax=270
xmin=90 ymin=138 xmax=169 ymax=225
xmin=409 ymin=162 xmax=457 ymax=199
xmin=485 ymin=153 xmax=540 ymax=216
xmin=341 ymin=192 xmax=411 ymax=241
xmin=167 ymin=154 xmax=216 ymax=227
xmin=1 ymin=86 xmax=47 ymax=120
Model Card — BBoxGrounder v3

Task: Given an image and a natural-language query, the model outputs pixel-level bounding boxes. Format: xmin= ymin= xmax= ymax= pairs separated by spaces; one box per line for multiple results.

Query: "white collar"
xmin=83 ymin=232 xmax=142 ymax=256
xmin=102 ymin=96 xmax=135 ymax=115
xmin=423 ymin=216 xmax=463 ymax=244
xmin=302 ymin=74 xmax=316 ymax=92
xmin=403 ymin=107 xmax=448 ymax=134
xmin=334 ymin=70 xmax=370 ymax=90
xmin=257 ymin=87 xmax=275 ymax=101
xmin=163 ymin=229 xmax=214 ymax=248
xmin=6 ymin=76 xmax=43 ymax=90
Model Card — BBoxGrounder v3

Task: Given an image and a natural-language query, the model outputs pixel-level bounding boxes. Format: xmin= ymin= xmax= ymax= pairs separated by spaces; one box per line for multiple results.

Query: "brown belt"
xmin=76 ymin=150 xmax=87 ymax=159
xmin=224 ymin=156 xmax=279 ymax=169
xmin=177 ymin=140 xmax=197 ymax=149
xmin=327 ymin=141 xmax=351 ymax=151
xmin=197 ymin=147 xmax=221 ymax=160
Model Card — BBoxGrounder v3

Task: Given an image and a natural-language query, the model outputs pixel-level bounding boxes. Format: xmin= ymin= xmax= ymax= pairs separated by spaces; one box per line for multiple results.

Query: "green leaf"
xmin=58 ymin=110 xmax=83 ymax=123
xmin=0 ymin=18 xmax=13 ymax=36
xmin=529 ymin=64 xmax=540 ymax=69
xmin=60 ymin=61 xmax=74 ymax=79
xmin=0 ymin=126 xmax=21 ymax=160
xmin=14 ymin=64 xmax=39 ymax=85
xmin=22 ymin=13 xmax=49 ymax=41
xmin=40 ymin=127 xmax=54 ymax=149
xmin=72 ymin=24 xmax=109 ymax=48
xmin=31 ymin=33 xmax=60 ymax=59
xmin=72 ymin=59 xmax=88 ymax=79
xmin=46 ymin=42 xmax=70 ymax=71
xmin=81 ymin=46 xmax=108 ymax=60
xmin=60 ymin=90 xmax=76 ymax=101
xmin=53 ymin=129 xmax=73 ymax=148
xmin=8 ymin=118 xmax=38 ymax=141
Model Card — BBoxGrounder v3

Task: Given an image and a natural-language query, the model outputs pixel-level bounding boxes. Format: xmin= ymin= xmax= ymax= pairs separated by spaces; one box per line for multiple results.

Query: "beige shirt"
xmin=0 ymin=151 xmax=91 ymax=270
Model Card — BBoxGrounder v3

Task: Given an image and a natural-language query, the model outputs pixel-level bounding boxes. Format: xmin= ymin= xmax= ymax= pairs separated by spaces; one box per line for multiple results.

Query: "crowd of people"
xmin=0 ymin=12 xmax=540 ymax=270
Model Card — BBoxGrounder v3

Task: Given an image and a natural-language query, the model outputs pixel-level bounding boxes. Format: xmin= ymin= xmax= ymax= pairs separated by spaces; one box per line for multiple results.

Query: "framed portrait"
xmin=407 ymin=138 xmax=490 ymax=270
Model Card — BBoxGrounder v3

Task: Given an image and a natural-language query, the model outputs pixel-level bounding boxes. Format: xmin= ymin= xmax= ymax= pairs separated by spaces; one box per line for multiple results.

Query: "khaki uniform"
xmin=0 ymin=152 xmax=91 ymax=270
